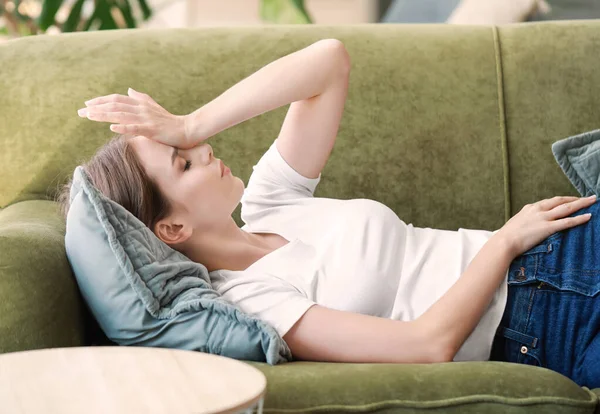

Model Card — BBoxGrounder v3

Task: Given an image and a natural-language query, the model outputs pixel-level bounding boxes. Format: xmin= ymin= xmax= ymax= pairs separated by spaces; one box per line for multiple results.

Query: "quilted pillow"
xmin=552 ymin=128 xmax=600 ymax=198
xmin=65 ymin=165 xmax=292 ymax=364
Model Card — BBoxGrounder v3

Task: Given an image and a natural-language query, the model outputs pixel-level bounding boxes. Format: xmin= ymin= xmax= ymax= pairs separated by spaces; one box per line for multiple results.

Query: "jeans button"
xmin=520 ymin=346 xmax=528 ymax=354
xmin=516 ymin=267 xmax=527 ymax=281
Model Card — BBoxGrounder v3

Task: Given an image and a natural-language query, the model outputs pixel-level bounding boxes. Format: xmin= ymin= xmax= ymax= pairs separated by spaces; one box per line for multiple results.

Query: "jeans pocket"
xmin=508 ymin=234 xmax=561 ymax=287
xmin=534 ymin=233 xmax=600 ymax=298
xmin=495 ymin=326 xmax=543 ymax=367
xmin=521 ymin=232 xmax=562 ymax=256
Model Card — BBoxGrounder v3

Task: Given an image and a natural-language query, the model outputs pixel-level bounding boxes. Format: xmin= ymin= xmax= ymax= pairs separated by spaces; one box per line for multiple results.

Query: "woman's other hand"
xmin=496 ymin=195 xmax=596 ymax=258
xmin=77 ymin=88 xmax=194 ymax=149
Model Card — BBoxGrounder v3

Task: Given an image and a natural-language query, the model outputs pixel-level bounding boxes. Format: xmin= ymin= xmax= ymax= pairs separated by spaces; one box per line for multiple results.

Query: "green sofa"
xmin=1 ymin=20 xmax=600 ymax=413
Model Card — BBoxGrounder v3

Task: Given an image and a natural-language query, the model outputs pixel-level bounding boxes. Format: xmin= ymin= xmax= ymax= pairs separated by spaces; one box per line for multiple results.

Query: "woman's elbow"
xmin=282 ymin=305 xmax=455 ymax=364
xmin=429 ymin=346 xmax=455 ymax=363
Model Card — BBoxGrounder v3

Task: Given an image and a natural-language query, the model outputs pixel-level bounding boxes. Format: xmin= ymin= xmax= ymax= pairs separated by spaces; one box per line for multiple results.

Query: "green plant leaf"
xmin=136 ymin=0 xmax=152 ymax=20
xmin=62 ymin=0 xmax=85 ymax=32
xmin=38 ymin=0 xmax=65 ymax=31
xmin=260 ymin=0 xmax=311 ymax=24
xmin=115 ymin=0 xmax=136 ymax=28
xmin=98 ymin=1 xmax=117 ymax=30
xmin=15 ymin=0 xmax=149 ymax=33
xmin=79 ymin=0 xmax=117 ymax=31
xmin=290 ymin=0 xmax=312 ymax=23
xmin=81 ymin=5 xmax=100 ymax=31
xmin=99 ymin=15 xmax=117 ymax=29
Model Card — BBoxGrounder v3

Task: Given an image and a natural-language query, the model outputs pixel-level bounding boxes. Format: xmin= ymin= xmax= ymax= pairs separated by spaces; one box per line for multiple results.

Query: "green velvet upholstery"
xmin=0 ymin=200 xmax=86 ymax=351
xmin=1 ymin=21 xmax=600 ymax=413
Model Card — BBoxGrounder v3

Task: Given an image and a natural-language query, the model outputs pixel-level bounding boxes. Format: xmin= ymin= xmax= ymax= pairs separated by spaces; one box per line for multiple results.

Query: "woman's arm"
xmin=77 ymin=39 xmax=347 ymax=148
xmin=284 ymin=234 xmax=515 ymax=363
xmin=418 ymin=234 xmax=514 ymax=359
xmin=284 ymin=305 xmax=446 ymax=363
xmin=184 ymin=39 xmax=349 ymax=145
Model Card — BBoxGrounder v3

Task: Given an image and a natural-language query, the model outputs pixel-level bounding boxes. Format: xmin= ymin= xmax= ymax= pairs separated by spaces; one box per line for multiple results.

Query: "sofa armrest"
xmin=0 ymin=200 xmax=86 ymax=352
xmin=246 ymin=360 xmax=600 ymax=413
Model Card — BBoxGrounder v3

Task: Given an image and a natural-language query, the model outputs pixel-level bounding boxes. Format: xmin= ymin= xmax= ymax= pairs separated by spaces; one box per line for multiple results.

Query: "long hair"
xmin=57 ymin=134 xmax=172 ymax=231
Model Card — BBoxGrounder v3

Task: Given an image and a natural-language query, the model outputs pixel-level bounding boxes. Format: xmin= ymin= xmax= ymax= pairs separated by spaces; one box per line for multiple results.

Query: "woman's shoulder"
xmin=244 ymin=140 xmax=321 ymax=201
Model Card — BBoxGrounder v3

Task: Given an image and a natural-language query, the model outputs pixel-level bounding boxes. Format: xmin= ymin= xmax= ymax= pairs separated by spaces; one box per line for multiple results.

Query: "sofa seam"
xmin=492 ymin=25 xmax=511 ymax=224
xmin=261 ymin=391 xmax=599 ymax=413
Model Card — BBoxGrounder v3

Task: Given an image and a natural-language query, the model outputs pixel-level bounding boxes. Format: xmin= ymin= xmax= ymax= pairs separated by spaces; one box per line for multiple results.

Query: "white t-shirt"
xmin=209 ymin=139 xmax=509 ymax=362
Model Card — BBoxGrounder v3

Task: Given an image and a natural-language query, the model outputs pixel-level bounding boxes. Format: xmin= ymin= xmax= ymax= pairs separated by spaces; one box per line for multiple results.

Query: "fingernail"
xmin=589 ymin=195 xmax=597 ymax=199
xmin=77 ymin=108 xmax=86 ymax=116
xmin=84 ymin=100 xmax=91 ymax=106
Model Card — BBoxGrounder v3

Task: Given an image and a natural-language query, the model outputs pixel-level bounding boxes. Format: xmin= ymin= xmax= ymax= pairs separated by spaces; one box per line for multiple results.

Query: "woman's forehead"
xmin=131 ymin=137 xmax=212 ymax=168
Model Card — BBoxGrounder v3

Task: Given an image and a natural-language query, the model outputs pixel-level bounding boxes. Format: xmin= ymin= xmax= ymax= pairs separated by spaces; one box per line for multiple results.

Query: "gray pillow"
xmin=552 ymin=128 xmax=600 ymax=197
xmin=65 ymin=165 xmax=292 ymax=364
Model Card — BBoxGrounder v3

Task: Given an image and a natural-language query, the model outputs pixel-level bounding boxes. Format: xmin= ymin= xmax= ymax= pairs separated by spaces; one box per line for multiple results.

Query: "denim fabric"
xmin=490 ymin=199 xmax=600 ymax=389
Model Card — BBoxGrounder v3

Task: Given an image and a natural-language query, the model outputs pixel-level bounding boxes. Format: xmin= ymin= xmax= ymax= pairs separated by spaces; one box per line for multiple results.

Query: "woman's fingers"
xmin=128 ymin=88 xmax=162 ymax=110
xmin=78 ymin=102 xmax=140 ymax=118
xmin=537 ymin=196 xmax=583 ymax=211
xmin=84 ymin=110 xmax=142 ymax=124
xmin=79 ymin=89 xmax=172 ymax=140
xmin=543 ymin=196 xmax=596 ymax=220
xmin=109 ymin=124 xmax=151 ymax=136
xmin=83 ymin=89 xmax=161 ymax=108
xmin=551 ymin=210 xmax=592 ymax=233
xmin=84 ymin=94 xmax=139 ymax=107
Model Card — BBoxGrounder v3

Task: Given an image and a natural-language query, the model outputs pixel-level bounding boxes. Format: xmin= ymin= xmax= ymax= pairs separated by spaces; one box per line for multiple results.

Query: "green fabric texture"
xmin=0 ymin=24 xmax=507 ymax=231
xmin=497 ymin=20 xmax=600 ymax=218
xmin=245 ymin=361 xmax=598 ymax=413
xmin=1 ymin=21 xmax=600 ymax=412
xmin=0 ymin=200 xmax=86 ymax=352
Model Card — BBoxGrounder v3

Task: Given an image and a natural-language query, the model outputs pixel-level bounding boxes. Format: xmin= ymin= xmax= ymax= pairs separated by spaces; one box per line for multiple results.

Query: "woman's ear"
xmin=154 ymin=217 xmax=193 ymax=246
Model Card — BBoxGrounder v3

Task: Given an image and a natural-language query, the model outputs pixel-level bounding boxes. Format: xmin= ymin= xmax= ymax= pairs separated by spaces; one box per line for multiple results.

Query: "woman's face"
xmin=130 ymin=135 xmax=244 ymax=233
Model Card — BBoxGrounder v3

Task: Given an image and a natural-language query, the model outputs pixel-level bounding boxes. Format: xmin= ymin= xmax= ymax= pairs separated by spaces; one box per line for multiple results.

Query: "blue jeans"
xmin=489 ymin=199 xmax=600 ymax=389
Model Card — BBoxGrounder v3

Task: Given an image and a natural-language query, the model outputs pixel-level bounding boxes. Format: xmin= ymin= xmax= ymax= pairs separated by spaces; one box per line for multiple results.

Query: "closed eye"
xmin=183 ymin=160 xmax=191 ymax=171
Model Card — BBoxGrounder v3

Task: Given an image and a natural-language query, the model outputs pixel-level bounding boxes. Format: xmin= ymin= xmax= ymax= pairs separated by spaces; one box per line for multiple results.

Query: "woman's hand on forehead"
xmin=77 ymin=88 xmax=193 ymax=149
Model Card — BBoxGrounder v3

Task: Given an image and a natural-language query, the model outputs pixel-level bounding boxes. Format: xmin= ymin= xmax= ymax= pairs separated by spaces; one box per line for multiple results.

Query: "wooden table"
xmin=0 ymin=346 xmax=267 ymax=414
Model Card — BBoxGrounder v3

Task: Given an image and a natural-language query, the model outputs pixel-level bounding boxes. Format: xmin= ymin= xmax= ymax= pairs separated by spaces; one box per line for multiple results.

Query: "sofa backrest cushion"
xmin=3 ymin=22 xmax=600 ymax=231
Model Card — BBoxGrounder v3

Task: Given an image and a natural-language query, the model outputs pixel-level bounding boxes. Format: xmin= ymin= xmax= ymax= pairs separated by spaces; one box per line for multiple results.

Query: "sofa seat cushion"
xmin=247 ymin=360 xmax=599 ymax=413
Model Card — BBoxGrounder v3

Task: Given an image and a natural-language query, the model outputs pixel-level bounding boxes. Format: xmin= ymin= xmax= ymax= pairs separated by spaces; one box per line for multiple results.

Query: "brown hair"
xmin=56 ymin=134 xmax=172 ymax=231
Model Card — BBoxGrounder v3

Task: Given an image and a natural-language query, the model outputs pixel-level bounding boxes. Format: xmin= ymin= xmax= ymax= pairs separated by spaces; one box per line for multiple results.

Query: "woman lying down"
xmin=61 ymin=39 xmax=599 ymax=388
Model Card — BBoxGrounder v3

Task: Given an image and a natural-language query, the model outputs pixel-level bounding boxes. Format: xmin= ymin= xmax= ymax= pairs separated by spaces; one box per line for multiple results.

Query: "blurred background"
xmin=1 ymin=0 xmax=599 ymax=42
